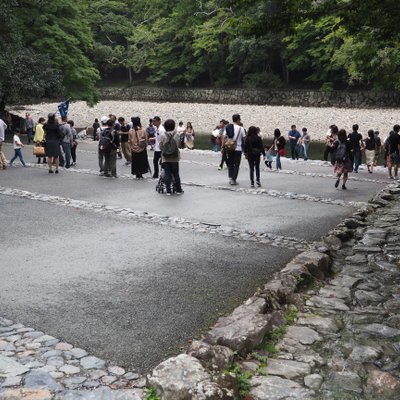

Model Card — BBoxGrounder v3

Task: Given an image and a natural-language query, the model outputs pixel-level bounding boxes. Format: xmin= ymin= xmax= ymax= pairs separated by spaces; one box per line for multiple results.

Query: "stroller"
xmin=156 ymin=166 xmax=176 ymax=194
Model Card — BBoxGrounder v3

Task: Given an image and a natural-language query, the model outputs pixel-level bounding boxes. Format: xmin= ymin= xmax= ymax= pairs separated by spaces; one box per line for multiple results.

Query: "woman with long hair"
xmin=44 ymin=113 xmax=61 ymax=174
xmin=184 ymin=122 xmax=195 ymax=149
xmin=244 ymin=126 xmax=265 ymax=187
xmin=333 ymin=128 xmax=353 ymax=189
xmin=129 ymin=117 xmax=150 ymax=179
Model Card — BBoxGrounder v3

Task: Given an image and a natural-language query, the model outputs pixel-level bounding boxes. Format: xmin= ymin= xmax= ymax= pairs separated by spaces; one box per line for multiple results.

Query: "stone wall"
xmin=100 ymin=87 xmax=400 ymax=108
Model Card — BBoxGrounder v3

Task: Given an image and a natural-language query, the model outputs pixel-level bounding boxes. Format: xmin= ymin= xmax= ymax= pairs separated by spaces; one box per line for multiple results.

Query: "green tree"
xmin=16 ymin=0 xmax=99 ymax=104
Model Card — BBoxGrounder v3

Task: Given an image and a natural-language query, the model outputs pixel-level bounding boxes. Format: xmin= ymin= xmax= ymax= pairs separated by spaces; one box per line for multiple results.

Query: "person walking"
xmin=117 ymin=117 xmax=131 ymax=165
xmin=223 ymin=114 xmax=245 ymax=185
xmin=25 ymin=113 xmax=35 ymax=144
xmin=159 ymin=119 xmax=184 ymax=195
xmin=386 ymin=124 xmax=400 ymax=180
xmin=364 ymin=129 xmax=376 ymax=173
xmin=152 ymin=116 xmax=165 ymax=179
xmin=300 ymin=127 xmax=311 ymax=161
xmin=218 ymin=119 xmax=229 ymax=170
xmin=68 ymin=120 xmax=78 ymax=166
xmin=92 ymin=118 xmax=100 ymax=141
xmin=273 ymin=129 xmax=286 ymax=170
xmin=33 ymin=117 xmax=47 ymax=164
xmin=348 ymin=124 xmax=363 ymax=173
xmin=333 ymin=129 xmax=353 ymax=190
xmin=244 ymin=126 xmax=265 ymax=187
xmin=9 ymin=129 xmax=27 ymax=167
xmin=0 ymin=117 xmax=8 ymax=169
xmin=44 ymin=113 xmax=61 ymax=174
xmin=288 ymin=125 xmax=301 ymax=160
xmin=129 ymin=117 xmax=150 ymax=179
xmin=146 ymin=119 xmax=156 ymax=151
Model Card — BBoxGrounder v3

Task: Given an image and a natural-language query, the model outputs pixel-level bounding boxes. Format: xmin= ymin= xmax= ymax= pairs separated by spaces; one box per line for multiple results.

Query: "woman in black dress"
xmin=44 ymin=113 xmax=61 ymax=174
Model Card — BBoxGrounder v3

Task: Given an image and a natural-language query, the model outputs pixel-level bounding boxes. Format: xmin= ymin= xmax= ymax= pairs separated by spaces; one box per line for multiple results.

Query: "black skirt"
xmin=131 ymin=150 xmax=150 ymax=175
xmin=45 ymin=141 xmax=60 ymax=158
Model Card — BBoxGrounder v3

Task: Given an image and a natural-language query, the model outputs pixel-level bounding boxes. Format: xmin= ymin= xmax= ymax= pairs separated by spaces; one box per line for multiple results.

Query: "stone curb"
xmin=145 ymin=183 xmax=400 ymax=399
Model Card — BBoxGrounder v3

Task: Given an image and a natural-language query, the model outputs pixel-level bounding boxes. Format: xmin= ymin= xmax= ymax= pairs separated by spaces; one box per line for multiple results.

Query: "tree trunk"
xmin=128 ymin=67 xmax=133 ymax=84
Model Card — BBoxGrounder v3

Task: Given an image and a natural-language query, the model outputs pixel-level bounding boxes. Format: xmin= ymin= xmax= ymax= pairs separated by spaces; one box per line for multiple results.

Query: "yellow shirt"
xmin=33 ymin=123 xmax=44 ymax=143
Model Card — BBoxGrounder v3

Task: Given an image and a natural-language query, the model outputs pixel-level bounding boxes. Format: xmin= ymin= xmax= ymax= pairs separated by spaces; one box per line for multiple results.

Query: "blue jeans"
xmin=276 ymin=152 xmax=282 ymax=170
xmin=62 ymin=142 xmax=72 ymax=168
xmin=212 ymin=144 xmax=221 ymax=152
xmin=162 ymin=162 xmax=182 ymax=192
xmin=353 ymin=149 xmax=361 ymax=172
xmin=27 ymin=128 xmax=34 ymax=144
xmin=9 ymin=148 xmax=26 ymax=167
xmin=302 ymin=143 xmax=309 ymax=160
xmin=290 ymin=142 xmax=299 ymax=160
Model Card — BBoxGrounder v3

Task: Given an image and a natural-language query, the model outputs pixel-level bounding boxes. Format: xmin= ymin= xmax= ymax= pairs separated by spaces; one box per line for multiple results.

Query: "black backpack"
xmin=99 ymin=128 xmax=113 ymax=151
xmin=162 ymin=133 xmax=179 ymax=158
xmin=335 ymin=141 xmax=349 ymax=161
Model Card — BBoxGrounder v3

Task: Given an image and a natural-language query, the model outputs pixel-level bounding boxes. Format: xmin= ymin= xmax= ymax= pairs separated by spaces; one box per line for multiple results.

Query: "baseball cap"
xmin=100 ymin=116 xmax=109 ymax=124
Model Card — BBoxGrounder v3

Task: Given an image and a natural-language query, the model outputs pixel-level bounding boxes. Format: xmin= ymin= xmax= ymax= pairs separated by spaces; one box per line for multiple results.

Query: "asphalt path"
xmin=0 ymin=142 xmax=389 ymax=372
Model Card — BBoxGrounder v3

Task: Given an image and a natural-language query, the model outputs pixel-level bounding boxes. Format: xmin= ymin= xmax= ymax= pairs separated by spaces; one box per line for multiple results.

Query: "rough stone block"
xmin=147 ymin=354 xmax=228 ymax=400
xmin=250 ymin=376 xmax=314 ymax=399
xmin=188 ymin=341 xmax=234 ymax=370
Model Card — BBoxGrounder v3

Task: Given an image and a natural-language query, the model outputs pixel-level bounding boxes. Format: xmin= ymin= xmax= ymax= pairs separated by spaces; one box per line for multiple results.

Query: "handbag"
xmin=224 ymin=127 xmax=242 ymax=151
xmin=33 ymin=145 xmax=45 ymax=157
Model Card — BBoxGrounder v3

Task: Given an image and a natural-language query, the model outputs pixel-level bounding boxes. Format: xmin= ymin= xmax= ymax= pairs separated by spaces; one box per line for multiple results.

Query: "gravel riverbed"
xmin=10 ymin=100 xmax=399 ymax=141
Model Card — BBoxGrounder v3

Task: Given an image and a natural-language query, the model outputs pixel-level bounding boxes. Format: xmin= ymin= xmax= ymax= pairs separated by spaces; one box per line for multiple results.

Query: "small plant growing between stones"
xmin=225 ymin=363 xmax=253 ymax=399
xmin=144 ymin=387 xmax=161 ymax=400
xmin=284 ymin=307 xmax=298 ymax=325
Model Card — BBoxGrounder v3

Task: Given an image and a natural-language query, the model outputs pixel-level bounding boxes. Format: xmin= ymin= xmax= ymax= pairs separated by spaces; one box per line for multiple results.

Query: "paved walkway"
xmin=0 ymin=141 xmax=394 ymax=399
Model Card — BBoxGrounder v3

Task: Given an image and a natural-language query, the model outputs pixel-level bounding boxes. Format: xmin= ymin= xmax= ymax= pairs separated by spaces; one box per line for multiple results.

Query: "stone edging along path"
xmin=144 ymin=183 xmax=400 ymax=399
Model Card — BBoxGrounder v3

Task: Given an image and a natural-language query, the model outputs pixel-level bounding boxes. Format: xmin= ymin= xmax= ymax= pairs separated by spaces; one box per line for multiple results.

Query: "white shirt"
xmin=13 ymin=135 xmax=23 ymax=149
xmin=224 ymin=124 xmax=246 ymax=151
xmin=154 ymin=124 xmax=166 ymax=152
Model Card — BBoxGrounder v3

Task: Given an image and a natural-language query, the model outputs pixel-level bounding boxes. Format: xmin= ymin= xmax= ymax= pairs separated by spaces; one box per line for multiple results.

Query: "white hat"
xmin=100 ymin=116 xmax=109 ymax=124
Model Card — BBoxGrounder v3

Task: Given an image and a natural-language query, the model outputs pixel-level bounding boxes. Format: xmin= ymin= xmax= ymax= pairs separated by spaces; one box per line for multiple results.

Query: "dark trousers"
xmin=248 ymin=155 xmax=261 ymax=184
xmin=104 ymin=149 xmax=117 ymax=177
xmin=153 ymin=151 xmax=161 ymax=178
xmin=162 ymin=162 xmax=182 ymax=192
xmin=353 ymin=149 xmax=361 ymax=172
xmin=71 ymin=143 xmax=77 ymax=163
xmin=226 ymin=150 xmax=242 ymax=181
xmin=219 ymin=149 xmax=228 ymax=168
xmin=323 ymin=146 xmax=331 ymax=161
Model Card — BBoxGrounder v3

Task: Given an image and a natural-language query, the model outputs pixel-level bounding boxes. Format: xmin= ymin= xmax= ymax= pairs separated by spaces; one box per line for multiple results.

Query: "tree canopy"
xmin=0 ymin=0 xmax=399 ymax=110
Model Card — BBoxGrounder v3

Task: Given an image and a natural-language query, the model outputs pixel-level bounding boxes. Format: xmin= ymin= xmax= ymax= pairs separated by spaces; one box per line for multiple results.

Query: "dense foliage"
xmin=0 ymin=0 xmax=399 ymax=110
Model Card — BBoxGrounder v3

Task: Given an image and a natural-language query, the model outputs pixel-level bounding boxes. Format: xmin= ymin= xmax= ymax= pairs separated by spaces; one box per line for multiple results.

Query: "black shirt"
xmin=348 ymin=131 xmax=362 ymax=150
xmin=119 ymin=124 xmax=130 ymax=143
xmin=387 ymin=132 xmax=400 ymax=155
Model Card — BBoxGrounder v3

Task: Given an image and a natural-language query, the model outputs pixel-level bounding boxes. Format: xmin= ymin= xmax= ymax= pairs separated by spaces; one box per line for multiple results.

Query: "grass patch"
xmin=225 ymin=364 xmax=253 ymax=399
xmin=144 ymin=387 xmax=161 ymax=400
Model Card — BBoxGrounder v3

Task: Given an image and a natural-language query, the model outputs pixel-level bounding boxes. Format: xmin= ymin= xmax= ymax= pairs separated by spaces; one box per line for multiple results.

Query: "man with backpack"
xmin=159 ymin=119 xmax=183 ymax=195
